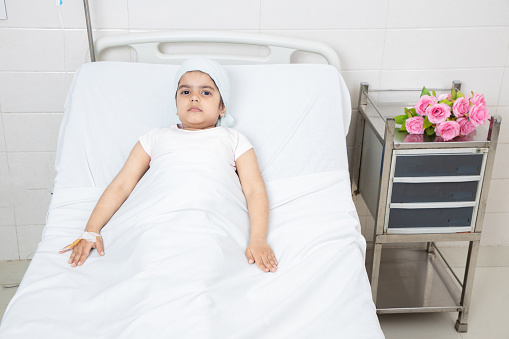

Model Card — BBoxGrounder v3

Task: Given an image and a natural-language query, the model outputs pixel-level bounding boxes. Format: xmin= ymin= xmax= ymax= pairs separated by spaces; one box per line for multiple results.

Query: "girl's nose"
xmin=190 ymin=94 xmax=199 ymax=102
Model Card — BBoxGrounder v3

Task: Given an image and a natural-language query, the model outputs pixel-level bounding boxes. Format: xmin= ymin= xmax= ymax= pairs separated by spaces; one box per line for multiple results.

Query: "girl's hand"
xmin=245 ymin=239 xmax=278 ymax=273
xmin=59 ymin=235 xmax=105 ymax=267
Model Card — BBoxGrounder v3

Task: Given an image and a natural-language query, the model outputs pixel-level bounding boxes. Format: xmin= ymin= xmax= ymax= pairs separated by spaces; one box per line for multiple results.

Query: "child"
xmin=59 ymin=58 xmax=278 ymax=273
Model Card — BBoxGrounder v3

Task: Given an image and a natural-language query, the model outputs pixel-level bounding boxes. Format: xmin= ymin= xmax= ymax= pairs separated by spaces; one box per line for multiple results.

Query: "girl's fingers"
xmin=255 ymin=256 xmax=267 ymax=272
xmin=96 ymin=237 xmax=105 ymax=255
xmin=69 ymin=250 xmax=76 ymax=265
xmin=60 ymin=242 xmax=75 ymax=253
xmin=68 ymin=245 xmax=78 ymax=262
xmin=69 ymin=251 xmax=78 ymax=267
xmin=72 ymin=246 xmax=84 ymax=267
xmin=62 ymin=238 xmax=80 ymax=255
xmin=260 ymin=255 xmax=272 ymax=272
xmin=272 ymin=253 xmax=278 ymax=266
xmin=63 ymin=239 xmax=81 ymax=253
xmin=245 ymin=248 xmax=255 ymax=264
xmin=77 ymin=247 xmax=90 ymax=266
xmin=266 ymin=254 xmax=277 ymax=271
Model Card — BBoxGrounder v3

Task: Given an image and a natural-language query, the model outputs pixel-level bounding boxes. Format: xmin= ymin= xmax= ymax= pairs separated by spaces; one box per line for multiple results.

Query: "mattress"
xmin=0 ymin=62 xmax=384 ymax=338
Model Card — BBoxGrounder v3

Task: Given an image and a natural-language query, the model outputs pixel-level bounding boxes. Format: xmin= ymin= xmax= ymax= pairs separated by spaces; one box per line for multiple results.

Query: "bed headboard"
xmin=94 ymin=30 xmax=342 ymax=71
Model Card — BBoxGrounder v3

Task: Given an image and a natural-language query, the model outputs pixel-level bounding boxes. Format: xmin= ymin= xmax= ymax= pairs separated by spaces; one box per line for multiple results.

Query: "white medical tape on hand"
xmin=79 ymin=231 xmax=101 ymax=242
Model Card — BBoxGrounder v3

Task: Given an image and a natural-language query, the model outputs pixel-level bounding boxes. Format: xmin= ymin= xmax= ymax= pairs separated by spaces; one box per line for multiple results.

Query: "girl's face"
xmin=176 ymin=71 xmax=225 ymax=130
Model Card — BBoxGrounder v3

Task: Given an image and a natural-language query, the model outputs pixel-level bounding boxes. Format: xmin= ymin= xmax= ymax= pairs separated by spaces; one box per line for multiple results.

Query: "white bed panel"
xmin=54 ymin=62 xmax=350 ymax=189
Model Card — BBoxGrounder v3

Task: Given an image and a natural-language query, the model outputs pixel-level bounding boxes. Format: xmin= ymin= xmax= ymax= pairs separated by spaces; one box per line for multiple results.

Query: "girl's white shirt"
xmin=139 ymin=124 xmax=253 ymax=171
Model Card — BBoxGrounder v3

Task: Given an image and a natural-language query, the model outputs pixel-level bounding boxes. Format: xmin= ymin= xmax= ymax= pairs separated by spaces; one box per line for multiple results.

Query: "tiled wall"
xmin=1 ymin=0 xmax=508 ymax=260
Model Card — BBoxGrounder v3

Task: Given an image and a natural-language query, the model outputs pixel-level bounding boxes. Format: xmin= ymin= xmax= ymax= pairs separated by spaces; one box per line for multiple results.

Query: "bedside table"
xmin=351 ymin=81 xmax=502 ymax=333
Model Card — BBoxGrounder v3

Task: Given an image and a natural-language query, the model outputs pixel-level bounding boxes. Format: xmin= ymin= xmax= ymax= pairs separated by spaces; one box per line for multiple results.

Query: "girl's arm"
xmin=236 ymin=149 xmax=278 ymax=273
xmin=60 ymin=141 xmax=150 ymax=267
xmin=84 ymin=142 xmax=150 ymax=233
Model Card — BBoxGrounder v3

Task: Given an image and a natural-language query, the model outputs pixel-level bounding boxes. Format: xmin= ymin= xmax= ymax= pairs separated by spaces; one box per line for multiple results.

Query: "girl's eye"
xmin=202 ymin=91 xmax=211 ymax=96
xmin=181 ymin=90 xmax=190 ymax=95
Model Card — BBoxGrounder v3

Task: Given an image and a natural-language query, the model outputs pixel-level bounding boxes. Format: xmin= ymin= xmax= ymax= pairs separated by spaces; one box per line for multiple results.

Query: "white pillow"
xmin=54 ymin=62 xmax=351 ymax=189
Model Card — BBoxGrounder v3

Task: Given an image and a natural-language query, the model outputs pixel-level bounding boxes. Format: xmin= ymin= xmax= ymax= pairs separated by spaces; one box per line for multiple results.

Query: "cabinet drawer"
xmin=394 ymin=154 xmax=483 ymax=177
xmin=387 ymin=207 xmax=473 ymax=229
xmin=391 ymin=181 xmax=478 ymax=203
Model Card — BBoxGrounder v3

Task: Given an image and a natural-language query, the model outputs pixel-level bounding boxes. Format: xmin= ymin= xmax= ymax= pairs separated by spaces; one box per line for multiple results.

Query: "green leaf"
xmin=408 ymin=108 xmax=417 ymax=116
xmin=425 ymin=126 xmax=435 ymax=136
xmin=421 ymin=86 xmax=431 ymax=97
xmin=395 ymin=114 xmax=409 ymax=125
xmin=423 ymin=116 xmax=433 ymax=129
xmin=399 ymin=125 xmax=407 ymax=132
xmin=456 ymin=91 xmax=464 ymax=98
xmin=439 ymin=99 xmax=453 ymax=107
xmin=432 ymin=90 xmax=437 ymax=97
xmin=452 ymin=88 xmax=457 ymax=100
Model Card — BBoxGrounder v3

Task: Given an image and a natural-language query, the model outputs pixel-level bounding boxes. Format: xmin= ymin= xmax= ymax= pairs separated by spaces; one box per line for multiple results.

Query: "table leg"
xmin=455 ymin=240 xmax=480 ymax=333
xmin=370 ymin=242 xmax=383 ymax=304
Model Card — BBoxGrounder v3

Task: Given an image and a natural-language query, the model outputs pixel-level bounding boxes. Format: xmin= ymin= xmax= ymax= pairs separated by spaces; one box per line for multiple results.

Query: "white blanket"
xmin=0 ymin=168 xmax=382 ymax=338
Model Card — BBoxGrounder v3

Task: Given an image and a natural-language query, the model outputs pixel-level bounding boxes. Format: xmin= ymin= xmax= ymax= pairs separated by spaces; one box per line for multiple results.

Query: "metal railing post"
xmin=83 ymin=0 xmax=96 ymax=62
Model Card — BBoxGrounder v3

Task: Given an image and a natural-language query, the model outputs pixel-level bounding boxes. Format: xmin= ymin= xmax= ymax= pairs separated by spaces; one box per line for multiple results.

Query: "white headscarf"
xmin=174 ymin=58 xmax=234 ymax=127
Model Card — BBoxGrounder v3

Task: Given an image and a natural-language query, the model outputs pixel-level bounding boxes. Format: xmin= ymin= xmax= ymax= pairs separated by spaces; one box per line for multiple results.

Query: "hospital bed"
xmin=0 ymin=31 xmax=384 ymax=338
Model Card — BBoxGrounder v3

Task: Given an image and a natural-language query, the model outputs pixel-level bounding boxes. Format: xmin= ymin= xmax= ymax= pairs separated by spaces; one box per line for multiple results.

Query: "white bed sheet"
xmin=0 ymin=62 xmax=384 ymax=338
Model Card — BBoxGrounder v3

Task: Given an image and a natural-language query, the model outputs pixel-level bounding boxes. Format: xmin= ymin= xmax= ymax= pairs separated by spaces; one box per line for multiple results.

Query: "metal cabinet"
xmin=351 ymin=82 xmax=502 ymax=332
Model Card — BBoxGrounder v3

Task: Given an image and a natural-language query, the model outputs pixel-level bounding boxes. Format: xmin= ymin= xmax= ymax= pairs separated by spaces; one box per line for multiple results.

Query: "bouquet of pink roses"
xmin=395 ymin=87 xmax=490 ymax=141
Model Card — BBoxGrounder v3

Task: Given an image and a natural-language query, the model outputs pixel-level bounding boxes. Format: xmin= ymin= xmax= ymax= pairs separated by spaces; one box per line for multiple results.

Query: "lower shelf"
xmin=365 ymin=247 xmax=463 ymax=313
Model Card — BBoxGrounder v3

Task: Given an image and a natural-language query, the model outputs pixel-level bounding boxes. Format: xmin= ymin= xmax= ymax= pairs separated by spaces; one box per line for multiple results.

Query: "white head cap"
xmin=174 ymin=58 xmax=234 ymax=127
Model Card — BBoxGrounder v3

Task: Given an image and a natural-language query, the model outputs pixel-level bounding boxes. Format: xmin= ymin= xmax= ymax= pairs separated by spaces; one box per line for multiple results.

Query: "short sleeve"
xmin=234 ymin=130 xmax=253 ymax=161
xmin=138 ymin=128 xmax=160 ymax=157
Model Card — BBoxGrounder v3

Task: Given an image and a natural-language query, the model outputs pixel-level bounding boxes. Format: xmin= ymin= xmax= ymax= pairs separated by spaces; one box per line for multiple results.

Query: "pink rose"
xmin=469 ymin=105 xmax=490 ymax=127
xmin=470 ymin=93 xmax=486 ymax=107
xmin=414 ymin=95 xmax=438 ymax=116
xmin=405 ymin=116 xmax=425 ymax=134
xmin=452 ymin=97 xmax=470 ymax=118
xmin=426 ymin=103 xmax=451 ymax=124
xmin=456 ymin=117 xmax=476 ymax=136
xmin=435 ymin=121 xmax=460 ymax=141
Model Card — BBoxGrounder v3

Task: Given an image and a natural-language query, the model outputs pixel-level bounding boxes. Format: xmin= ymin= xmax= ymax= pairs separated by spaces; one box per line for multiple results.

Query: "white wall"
xmin=0 ymin=0 xmax=508 ymax=260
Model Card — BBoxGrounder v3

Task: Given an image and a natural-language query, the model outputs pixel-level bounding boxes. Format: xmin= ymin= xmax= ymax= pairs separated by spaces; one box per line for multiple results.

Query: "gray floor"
xmin=1 ymin=247 xmax=509 ymax=338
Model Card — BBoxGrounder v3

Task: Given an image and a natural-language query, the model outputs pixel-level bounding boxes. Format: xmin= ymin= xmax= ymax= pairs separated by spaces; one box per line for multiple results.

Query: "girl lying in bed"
xmin=59 ymin=58 xmax=278 ymax=273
